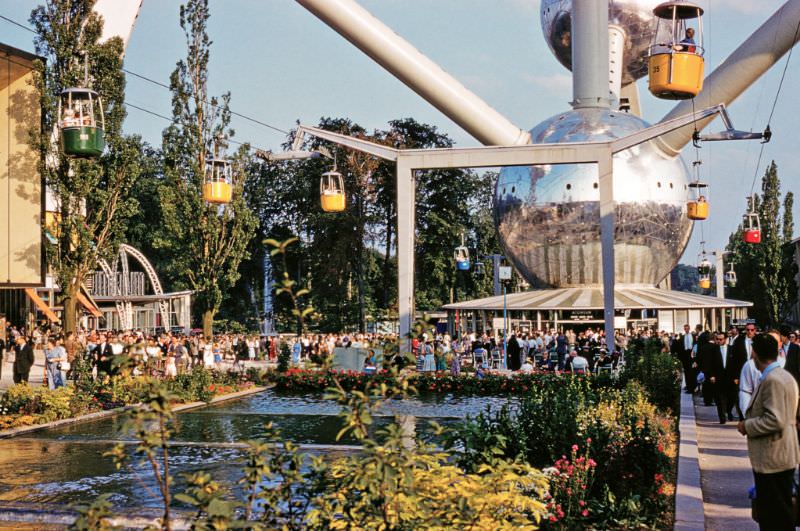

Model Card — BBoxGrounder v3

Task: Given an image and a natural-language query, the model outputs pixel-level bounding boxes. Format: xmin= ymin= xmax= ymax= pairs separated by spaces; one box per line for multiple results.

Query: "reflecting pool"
xmin=0 ymin=390 xmax=513 ymax=508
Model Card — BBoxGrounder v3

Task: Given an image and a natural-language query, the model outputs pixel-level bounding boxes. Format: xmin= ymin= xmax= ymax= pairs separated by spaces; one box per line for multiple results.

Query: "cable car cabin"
xmin=59 ymin=88 xmax=105 ymax=157
xmin=648 ymin=1 xmax=705 ymax=100
xmin=697 ymin=258 xmax=711 ymax=276
xmin=698 ymin=275 xmax=711 ymax=290
xmin=320 ymin=171 xmax=345 ymax=212
xmin=687 ymin=181 xmax=709 ymax=220
xmin=454 ymin=246 xmax=470 ymax=271
xmin=743 ymin=213 xmax=762 ymax=244
xmin=203 ymin=158 xmax=233 ymax=204
xmin=724 ymin=268 xmax=737 ymax=287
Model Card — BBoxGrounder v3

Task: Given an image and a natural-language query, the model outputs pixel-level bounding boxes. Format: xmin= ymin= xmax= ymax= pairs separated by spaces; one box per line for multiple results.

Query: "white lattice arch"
xmin=97 ymin=244 xmax=170 ymax=330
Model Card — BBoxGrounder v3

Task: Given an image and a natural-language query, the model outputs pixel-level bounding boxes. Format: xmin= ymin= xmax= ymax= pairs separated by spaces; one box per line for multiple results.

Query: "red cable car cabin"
xmin=743 ymin=212 xmax=761 ymax=244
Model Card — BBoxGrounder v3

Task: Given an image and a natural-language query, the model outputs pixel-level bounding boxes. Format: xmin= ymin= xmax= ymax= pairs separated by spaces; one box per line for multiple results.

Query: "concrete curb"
xmin=0 ymin=384 xmax=270 ymax=439
xmin=674 ymin=389 xmax=705 ymax=530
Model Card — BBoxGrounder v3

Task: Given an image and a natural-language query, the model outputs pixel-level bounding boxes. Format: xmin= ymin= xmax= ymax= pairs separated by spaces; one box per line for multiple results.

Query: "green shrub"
xmin=277 ymin=341 xmax=290 ymax=373
xmin=619 ymin=337 xmax=681 ymax=414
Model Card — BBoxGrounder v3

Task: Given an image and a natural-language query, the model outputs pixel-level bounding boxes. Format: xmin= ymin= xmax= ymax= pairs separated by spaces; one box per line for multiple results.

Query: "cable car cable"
xmin=0 ymin=12 xmax=290 ymax=137
xmin=747 ymin=15 xmax=800 ymax=195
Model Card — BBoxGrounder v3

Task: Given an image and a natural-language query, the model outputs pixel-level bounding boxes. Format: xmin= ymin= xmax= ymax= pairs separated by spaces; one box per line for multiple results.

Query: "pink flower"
xmin=581 ymin=509 xmax=589 ymax=517
xmin=572 ymin=444 xmax=579 ymax=451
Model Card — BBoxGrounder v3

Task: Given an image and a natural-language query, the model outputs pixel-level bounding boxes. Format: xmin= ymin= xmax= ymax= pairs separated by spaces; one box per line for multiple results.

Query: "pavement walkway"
xmin=693 ymin=394 xmax=757 ymax=530
xmin=0 ymin=349 xmax=47 ymax=392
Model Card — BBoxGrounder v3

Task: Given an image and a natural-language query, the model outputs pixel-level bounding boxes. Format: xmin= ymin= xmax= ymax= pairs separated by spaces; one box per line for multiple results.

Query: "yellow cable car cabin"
xmin=687 ymin=181 xmax=709 ymax=220
xmin=59 ymin=88 xmax=105 ymax=157
xmin=698 ymin=274 xmax=711 ymax=290
xmin=203 ymin=158 xmax=233 ymax=204
xmin=320 ymin=170 xmax=345 ymax=212
xmin=648 ymin=1 xmax=705 ymax=100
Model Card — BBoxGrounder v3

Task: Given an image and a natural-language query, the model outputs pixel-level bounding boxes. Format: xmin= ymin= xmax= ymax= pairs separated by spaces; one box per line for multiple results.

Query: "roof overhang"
xmin=442 ymin=286 xmax=752 ymax=312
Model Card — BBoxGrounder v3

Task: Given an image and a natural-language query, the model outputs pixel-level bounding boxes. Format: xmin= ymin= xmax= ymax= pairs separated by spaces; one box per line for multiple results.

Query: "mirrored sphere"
xmin=541 ymin=0 xmax=660 ymax=85
xmin=494 ymin=108 xmax=693 ymax=288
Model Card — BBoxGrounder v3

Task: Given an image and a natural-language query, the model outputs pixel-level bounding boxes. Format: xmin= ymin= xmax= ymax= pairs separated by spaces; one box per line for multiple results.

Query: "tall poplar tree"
xmin=159 ymin=0 xmax=257 ymax=337
xmin=31 ymin=0 xmax=143 ymax=333
xmin=726 ymin=161 xmax=797 ymax=325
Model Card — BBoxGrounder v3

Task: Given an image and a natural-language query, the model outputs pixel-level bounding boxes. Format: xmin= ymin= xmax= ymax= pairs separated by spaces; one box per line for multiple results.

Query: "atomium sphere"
xmin=541 ymin=0 xmax=660 ymax=85
xmin=494 ymin=108 xmax=692 ymax=288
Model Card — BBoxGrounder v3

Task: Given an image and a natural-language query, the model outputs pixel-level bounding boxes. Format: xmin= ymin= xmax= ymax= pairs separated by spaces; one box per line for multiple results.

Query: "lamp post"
xmin=499 ymin=265 xmax=512 ymax=369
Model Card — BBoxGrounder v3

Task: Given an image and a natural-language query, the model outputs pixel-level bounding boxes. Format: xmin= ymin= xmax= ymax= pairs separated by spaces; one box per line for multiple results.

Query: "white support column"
xmin=598 ymin=154 xmax=616 ymax=345
xmin=397 ymin=157 xmax=416 ymax=356
xmin=715 ymin=252 xmax=725 ymax=299
xmin=608 ymin=25 xmax=626 ymax=106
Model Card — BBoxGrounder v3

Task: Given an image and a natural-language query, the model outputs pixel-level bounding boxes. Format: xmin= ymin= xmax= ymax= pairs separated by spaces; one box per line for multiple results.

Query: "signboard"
xmin=498 ymin=266 xmax=512 ymax=280
xmin=568 ymin=310 xmax=595 ymax=321
xmin=732 ymin=318 xmax=756 ymax=326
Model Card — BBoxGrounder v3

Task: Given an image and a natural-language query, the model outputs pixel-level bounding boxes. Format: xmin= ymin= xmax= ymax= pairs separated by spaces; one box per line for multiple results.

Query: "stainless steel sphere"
xmin=494 ymin=108 xmax=693 ymax=288
xmin=541 ymin=0 xmax=660 ymax=85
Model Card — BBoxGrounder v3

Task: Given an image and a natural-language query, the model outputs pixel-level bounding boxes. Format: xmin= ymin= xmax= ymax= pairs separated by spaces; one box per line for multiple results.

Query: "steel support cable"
xmin=0 ymin=13 xmax=290 ymax=138
xmin=748 ymin=11 xmax=800 ymax=195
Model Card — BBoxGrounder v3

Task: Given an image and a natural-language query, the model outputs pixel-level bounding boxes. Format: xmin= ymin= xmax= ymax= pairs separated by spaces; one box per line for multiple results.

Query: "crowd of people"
xmin=410 ymin=327 xmax=626 ymax=376
xmin=0 ymin=327 xmax=281 ymax=389
xmin=668 ymin=322 xmax=800 ymax=530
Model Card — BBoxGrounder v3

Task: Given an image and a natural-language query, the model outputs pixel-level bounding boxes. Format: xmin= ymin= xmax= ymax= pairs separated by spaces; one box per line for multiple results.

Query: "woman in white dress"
xmin=202 ymin=339 xmax=215 ymax=368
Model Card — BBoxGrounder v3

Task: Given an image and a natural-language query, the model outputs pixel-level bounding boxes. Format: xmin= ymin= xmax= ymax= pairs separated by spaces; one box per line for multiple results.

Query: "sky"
xmin=1 ymin=0 xmax=798 ymax=267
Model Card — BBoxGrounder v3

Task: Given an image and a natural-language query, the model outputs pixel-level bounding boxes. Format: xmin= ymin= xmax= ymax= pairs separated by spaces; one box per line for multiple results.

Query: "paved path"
xmin=0 ymin=349 xmax=46 ymax=392
xmin=693 ymin=395 xmax=757 ymax=530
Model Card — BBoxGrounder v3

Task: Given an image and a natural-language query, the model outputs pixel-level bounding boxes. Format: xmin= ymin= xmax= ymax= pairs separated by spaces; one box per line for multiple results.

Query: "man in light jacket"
xmin=737 ymin=333 xmax=800 ymax=531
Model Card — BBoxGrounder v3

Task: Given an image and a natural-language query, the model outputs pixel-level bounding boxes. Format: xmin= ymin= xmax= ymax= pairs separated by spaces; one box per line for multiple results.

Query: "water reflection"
xmin=0 ymin=390 xmax=513 ymax=508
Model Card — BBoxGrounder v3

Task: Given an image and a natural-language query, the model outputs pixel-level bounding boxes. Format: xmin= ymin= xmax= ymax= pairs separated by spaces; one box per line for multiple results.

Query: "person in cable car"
xmin=697 ymin=194 xmax=706 ymax=203
xmin=676 ymin=27 xmax=697 ymax=52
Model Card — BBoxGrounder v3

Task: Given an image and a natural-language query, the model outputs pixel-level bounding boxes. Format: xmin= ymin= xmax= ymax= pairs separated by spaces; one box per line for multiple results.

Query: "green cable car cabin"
xmin=59 ymin=88 xmax=105 ymax=157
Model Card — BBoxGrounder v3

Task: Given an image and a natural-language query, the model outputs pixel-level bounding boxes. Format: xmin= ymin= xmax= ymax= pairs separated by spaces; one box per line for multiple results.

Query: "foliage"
xmin=69 ymin=494 xmax=120 ymax=531
xmin=269 ymin=367 xmax=593 ymax=395
xmin=0 ymin=368 xmax=252 ymax=431
xmin=0 ymin=384 xmax=75 ymax=427
xmin=670 ymin=263 xmax=701 ymax=293
xmin=726 ymin=161 xmax=797 ymax=325
xmin=277 ymin=341 xmax=291 ymax=373
xmin=87 ymin=367 xmax=551 ymax=529
xmin=542 ymin=443 xmax=596 ymax=528
xmin=156 ymin=0 xmax=257 ymax=336
xmin=246 ymin=118 xmax=498 ymax=332
xmin=446 ymin=365 xmax=677 ymax=528
xmin=30 ymin=0 xmax=144 ymax=332
xmin=617 ymin=337 xmax=682 ymax=413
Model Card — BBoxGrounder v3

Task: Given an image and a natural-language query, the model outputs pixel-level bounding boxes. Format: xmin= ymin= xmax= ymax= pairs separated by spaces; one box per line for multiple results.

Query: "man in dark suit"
xmin=92 ymin=333 xmax=115 ymax=377
xmin=12 ymin=335 xmax=34 ymax=384
xmin=671 ymin=324 xmax=696 ymax=393
xmin=696 ymin=330 xmax=715 ymax=406
xmin=707 ymin=332 xmax=747 ymax=423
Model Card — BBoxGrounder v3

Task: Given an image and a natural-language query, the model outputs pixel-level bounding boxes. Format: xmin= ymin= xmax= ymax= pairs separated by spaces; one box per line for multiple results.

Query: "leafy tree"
xmin=243 ymin=118 xmax=497 ymax=332
xmin=31 ymin=0 xmax=144 ymax=333
xmin=670 ymin=264 xmax=701 ymax=293
xmin=726 ymin=161 xmax=797 ymax=325
xmin=158 ymin=0 xmax=257 ymax=336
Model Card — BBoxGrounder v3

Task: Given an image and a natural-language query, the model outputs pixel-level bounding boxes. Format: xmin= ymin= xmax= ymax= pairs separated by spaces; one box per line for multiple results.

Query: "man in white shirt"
xmin=738 ymin=324 xmax=761 ymax=413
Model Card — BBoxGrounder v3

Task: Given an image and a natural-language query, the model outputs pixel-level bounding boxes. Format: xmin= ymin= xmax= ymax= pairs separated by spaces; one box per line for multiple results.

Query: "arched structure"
xmin=93 ymin=244 xmax=191 ymax=332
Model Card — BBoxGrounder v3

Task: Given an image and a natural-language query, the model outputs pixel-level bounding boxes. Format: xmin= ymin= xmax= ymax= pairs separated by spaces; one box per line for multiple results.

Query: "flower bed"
xmin=268 ymin=367 xmax=608 ymax=395
xmin=0 ymin=366 xmax=256 ymax=431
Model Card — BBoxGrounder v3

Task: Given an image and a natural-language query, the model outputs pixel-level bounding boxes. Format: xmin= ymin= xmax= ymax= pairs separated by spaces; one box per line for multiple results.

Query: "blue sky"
xmin=1 ymin=0 xmax=798 ymax=266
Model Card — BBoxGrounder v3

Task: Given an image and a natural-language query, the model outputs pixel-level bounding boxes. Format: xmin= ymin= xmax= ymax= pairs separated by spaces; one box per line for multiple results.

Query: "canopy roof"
xmin=442 ymin=286 xmax=751 ymax=312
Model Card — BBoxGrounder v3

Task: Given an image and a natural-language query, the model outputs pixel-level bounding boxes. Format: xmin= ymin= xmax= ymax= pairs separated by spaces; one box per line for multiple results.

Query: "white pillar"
xmin=572 ymin=0 xmax=611 ymax=109
xmin=598 ymin=154 xmax=616 ymax=346
xmin=397 ymin=159 xmax=416 ymax=355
